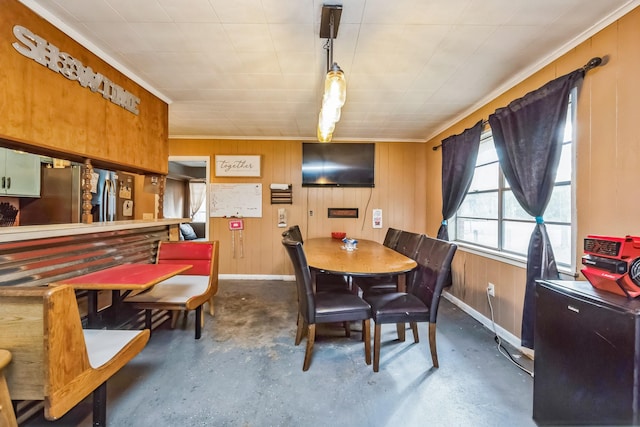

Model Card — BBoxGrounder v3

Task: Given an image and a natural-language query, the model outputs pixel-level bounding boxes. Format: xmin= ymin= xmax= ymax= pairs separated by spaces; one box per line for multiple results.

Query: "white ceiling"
xmin=21 ymin=0 xmax=639 ymax=143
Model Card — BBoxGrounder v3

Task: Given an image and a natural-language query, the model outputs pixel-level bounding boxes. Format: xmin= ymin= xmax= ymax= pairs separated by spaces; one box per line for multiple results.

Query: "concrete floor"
xmin=22 ymin=279 xmax=535 ymax=427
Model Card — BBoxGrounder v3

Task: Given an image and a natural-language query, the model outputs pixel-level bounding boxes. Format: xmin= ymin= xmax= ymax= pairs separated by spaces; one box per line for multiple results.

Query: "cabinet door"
xmin=3 ymin=150 xmax=41 ymax=197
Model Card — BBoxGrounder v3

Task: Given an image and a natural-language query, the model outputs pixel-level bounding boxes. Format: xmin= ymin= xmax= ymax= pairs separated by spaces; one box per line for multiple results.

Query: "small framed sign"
xmin=215 ymin=155 xmax=261 ymax=177
xmin=328 ymin=208 xmax=359 ymax=218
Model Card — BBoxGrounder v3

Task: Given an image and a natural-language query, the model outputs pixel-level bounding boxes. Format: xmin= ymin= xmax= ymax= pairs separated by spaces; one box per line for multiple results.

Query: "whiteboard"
xmin=210 ymin=183 xmax=262 ymax=217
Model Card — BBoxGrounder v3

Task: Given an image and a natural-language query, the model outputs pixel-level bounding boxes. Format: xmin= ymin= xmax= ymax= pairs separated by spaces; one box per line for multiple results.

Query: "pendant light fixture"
xmin=317 ymin=5 xmax=345 ymax=142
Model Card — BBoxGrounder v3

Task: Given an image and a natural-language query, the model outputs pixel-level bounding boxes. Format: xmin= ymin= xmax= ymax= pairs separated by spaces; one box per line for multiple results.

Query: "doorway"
xmin=167 ymin=156 xmax=210 ymax=240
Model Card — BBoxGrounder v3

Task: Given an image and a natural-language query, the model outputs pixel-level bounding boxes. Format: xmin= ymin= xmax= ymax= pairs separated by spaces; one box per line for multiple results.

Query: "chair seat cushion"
xmin=124 ymin=275 xmax=209 ymax=308
xmin=365 ymin=292 xmax=429 ymax=324
xmin=314 ymin=292 xmax=371 ymax=324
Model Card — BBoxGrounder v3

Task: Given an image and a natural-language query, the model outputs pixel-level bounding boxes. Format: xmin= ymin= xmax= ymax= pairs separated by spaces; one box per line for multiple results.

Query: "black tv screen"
xmin=302 ymin=143 xmax=375 ymax=187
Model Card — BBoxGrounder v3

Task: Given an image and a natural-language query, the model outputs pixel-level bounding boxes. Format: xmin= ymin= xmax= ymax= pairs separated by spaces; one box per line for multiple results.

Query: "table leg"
xmin=87 ymin=290 xmax=99 ymax=328
xmin=397 ymin=273 xmax=407 ymax=292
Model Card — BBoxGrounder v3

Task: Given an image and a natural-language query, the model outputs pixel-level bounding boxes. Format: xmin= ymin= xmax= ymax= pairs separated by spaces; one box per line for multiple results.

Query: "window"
xmin=452 ymin=99 xmax=574 ymax=268
xmin=190 ymin=182 xmax=208 ymax=222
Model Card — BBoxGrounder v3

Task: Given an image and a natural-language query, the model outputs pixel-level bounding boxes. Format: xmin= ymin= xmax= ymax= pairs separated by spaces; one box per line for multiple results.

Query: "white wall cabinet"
xmin=0 ymin=149 xmax=41 ymax=197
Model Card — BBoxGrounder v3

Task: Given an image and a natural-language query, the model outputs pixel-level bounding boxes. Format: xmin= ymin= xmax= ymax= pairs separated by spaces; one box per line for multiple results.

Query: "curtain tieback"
xmin=535 ymin=216 xmax=544 ymax=224
xmin=441 ymin=219 xmax=447 ymax=226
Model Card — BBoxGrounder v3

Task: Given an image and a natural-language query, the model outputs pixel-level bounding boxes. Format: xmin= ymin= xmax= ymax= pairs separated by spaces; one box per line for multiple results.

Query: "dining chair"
xmin=382 ymin=227 xmax=402 ymax=250
xmin=354 ymin=230 xmax=425 ymax=296
xmin=282 ymin=225 xmax=304 ymax=244
xmin=125 ymin=240 xmax=219 ymax=339
xmin=282 ymin=225 xmax=351 ymax=293
xmin=282 ymin=238 xmax=372 ymax=371
xmin=364 ymin=236 xmax=457 ymax=372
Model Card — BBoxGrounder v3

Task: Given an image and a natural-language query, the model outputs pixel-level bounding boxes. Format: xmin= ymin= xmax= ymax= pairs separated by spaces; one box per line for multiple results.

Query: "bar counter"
xmin=0 ymin=218 xmax=187 ymax=243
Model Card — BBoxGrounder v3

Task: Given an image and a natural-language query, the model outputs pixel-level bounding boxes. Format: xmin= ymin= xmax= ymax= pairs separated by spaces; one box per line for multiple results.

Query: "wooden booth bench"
xmin=0 ymin=285 xmax=149 ymax=426
xmin=125 ymin=240 xmax=220 ymax=339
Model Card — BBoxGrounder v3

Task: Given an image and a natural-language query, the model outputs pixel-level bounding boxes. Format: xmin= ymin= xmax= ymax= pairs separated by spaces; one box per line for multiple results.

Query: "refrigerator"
xmin=20 ymin=165 xmax=135 ymax=225
xmin=534 ymin=280 xmax=640 ymax=425
xmin=20 ymin=165 xmax=82 ymax=225
xmin=88 ymin=169 xmax=135 ymax=222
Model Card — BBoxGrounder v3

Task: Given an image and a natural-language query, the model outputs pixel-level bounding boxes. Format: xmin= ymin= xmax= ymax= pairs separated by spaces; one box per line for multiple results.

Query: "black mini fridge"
xmin=534 ymin=280 xmax=640 ymax=425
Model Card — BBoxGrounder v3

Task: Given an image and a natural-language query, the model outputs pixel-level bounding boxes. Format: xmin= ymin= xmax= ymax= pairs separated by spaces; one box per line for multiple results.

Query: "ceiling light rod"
xmin=317 ymin=4 xmax=345 ymax=143
xmin=321 ymin=5 xmax=342 ymax=72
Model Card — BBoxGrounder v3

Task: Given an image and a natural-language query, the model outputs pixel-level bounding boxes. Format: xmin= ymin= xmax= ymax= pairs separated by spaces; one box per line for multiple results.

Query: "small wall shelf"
xmin=270 ymin=184 xmax=292 ymax=204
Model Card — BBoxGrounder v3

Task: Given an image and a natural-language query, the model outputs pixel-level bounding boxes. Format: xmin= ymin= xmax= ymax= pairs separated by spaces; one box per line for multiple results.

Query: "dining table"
xmin=304 ymin=237 xmax=417 ymax=292
xmin=51 ymin=263 xmax=192 ymax=328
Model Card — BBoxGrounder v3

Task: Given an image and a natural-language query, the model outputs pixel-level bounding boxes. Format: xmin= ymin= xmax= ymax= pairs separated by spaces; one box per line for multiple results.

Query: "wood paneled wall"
xmin=169 ymin=139 xmax=428 ymax=276
xmin=0 ymin=0 xmax=168 ymax=175
xmin=425 ymin=6 xmax=640 ymax=341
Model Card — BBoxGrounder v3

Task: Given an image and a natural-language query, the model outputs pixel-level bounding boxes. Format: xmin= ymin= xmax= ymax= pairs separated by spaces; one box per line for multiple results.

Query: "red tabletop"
xmin=51 ymin=263 xmax=192 ymax=291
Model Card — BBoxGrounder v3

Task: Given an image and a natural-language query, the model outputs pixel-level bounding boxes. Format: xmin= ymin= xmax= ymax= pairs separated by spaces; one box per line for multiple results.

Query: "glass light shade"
xmin=317 ymin=110 xmax=335 ymax=142
xmin=320 ymin=105 xmax=341 ymax=124
xmin=318 ymin=110 xmax=336 ymax=132
xmin=317 ymin=125 xmax=333 ymax=142
xmin=324 ymin=66 xmax=346 ymax=108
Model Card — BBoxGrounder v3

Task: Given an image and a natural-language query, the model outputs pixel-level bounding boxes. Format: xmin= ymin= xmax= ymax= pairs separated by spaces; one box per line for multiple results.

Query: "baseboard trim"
xmin=443 ymin=291 xmax=534 ymax=359
xmin=219 ymin=274 xmax=295 ymax=281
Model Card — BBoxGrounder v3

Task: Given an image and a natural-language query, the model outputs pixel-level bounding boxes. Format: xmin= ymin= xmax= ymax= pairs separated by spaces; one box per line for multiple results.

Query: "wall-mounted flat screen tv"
xmin=302 ymin=142 xmax=375 ymax=187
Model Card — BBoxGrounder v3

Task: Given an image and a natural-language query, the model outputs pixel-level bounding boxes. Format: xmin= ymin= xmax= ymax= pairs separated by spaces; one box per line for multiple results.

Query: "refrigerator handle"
xmin=1 ymin=177 xmax=4 ymax=189
xmin=6 ymin=177 xmax=10 ymax=190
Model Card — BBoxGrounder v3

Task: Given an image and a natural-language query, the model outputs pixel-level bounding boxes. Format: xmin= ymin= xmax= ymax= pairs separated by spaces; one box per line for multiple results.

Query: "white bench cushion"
xmin=124 ymin=275 xmax=209 ymax=305
xmin=83 ymin=329 xmax=146 ymax=369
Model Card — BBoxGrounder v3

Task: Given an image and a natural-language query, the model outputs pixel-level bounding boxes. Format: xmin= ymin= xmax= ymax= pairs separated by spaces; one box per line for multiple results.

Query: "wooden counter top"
xmin=0 ymin=218 xmax=187 ymax=243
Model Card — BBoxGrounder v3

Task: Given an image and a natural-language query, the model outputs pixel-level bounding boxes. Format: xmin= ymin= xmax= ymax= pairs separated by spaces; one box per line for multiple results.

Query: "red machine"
xmin=581 ymin=235 xmax=640 ymax=298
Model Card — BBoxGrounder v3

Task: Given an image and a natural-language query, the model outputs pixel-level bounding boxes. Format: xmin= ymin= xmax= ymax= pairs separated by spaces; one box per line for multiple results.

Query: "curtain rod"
xmin=432 ymin=56 xmax=603 ymax=151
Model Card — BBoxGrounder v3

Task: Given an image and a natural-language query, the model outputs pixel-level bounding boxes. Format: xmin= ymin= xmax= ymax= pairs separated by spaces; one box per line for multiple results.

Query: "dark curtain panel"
xmin=488 ymin=69 xmax=584 ymax=349
xmin=437 ymin=120 xmax=483 ymax=241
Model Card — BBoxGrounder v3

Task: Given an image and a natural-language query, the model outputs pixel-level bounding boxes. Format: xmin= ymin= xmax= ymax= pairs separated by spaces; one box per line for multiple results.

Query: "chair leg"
xmin=373 ymin=323 xmax=381 ymax=372
xmin=303 ymin=324 xmax=316 ymax=371
xmin=208 ymin=296 xmax=215 ymax=316
xmin=429 ymin=322 xmax=439 ymax=368
xmin=295 ymin=313 xmax=305 ymax=345
xmin=411 ymin=322 xmax=419 ymax=343
xmin=363 ymin=319 xmax=371 ymax=365
xmin=344 ymin=321 xmax=351 ymax=337
xmin=170 ymin=311 xmax=179 ymax=329
xmin=200 ymin=307 xmax=205 ymax=328
xmin=396 ymin=323 xmax=406 ymax=342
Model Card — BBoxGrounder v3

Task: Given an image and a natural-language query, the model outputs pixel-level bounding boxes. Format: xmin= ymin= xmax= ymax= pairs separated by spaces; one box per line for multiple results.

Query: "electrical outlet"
xmin=487 ymin=283 xmax=495 ymax=297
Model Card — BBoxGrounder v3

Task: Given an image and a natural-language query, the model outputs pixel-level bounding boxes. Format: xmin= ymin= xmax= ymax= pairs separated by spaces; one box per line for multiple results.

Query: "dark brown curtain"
xmin=437 ymin=120 xmax=483 ymax=241
xmin=488 ymin=69 xmax=584 ymax=349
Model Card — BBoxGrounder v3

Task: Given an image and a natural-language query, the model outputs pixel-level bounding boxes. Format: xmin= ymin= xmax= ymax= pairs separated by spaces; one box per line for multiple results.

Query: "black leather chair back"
xmin=395 ymin=231 xmax=425 ymax=258
xmin=282 ymin=238 xmax=315 ymax=323
xmin=282 ymin=225 xmax=303 ymax=244
xmin=382 ymin=228 xmax=402 ymax=250
xmin=407 ymin=237 xmax=457 ymax=323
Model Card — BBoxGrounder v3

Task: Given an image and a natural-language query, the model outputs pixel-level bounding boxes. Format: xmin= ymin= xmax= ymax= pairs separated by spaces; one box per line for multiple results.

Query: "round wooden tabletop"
xmin=304 ymin=237 xmax=417 ymax=277
xmin=0 ymin=350 xmax=11 ymax=370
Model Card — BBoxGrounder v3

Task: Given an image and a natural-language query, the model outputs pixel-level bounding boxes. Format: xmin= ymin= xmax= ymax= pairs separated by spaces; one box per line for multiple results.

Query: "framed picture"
xmin=328 ymin=208 xmax=359 ymax=218
xmin=215 ymin=155 xmax=261 ymax=177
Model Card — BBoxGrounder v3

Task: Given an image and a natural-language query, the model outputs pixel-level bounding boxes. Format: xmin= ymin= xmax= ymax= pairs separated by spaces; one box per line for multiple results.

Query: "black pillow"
xmin=179 ymin=223 xmax=198 ymax=240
